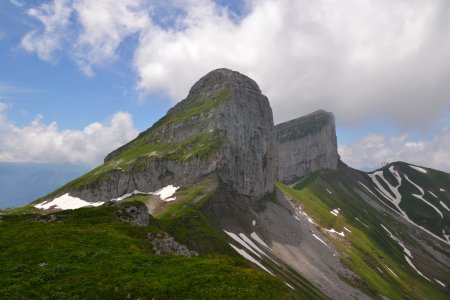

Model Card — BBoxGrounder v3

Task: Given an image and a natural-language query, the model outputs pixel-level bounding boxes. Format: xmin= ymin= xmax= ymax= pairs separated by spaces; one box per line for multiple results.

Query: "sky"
xmin=0 ymin=0 xmax=449 ymax=172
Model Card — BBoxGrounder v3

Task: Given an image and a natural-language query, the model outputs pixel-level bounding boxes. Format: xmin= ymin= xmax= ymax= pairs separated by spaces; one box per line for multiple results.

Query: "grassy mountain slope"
xmin=276 ymin=162 xmax=449 ymax=299
xmin=1 ymin=175 xmax=328 ymax=299
xmin=0 ymin=185 xmax=292 ymax=299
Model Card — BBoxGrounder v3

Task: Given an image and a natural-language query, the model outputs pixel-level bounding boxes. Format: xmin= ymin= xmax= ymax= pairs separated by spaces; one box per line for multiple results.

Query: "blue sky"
xmin=0 ymin=0 xmax=449 ymax=171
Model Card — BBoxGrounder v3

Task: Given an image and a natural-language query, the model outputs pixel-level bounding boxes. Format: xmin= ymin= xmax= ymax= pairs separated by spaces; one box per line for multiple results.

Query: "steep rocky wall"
xmin=69 ymin=69 xmax=276 ymax=201
xmin=206 ymin=70 xmax=277 ymax=197
xmin=276 ymin=110 xmax=339 ymax=183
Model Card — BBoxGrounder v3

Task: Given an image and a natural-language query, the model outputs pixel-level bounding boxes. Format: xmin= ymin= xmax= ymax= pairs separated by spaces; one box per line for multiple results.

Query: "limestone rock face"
xmin=68 ymin=69 xmax=276 ymax=202
xmin=276 ymin=110 xmax=339 ymax=183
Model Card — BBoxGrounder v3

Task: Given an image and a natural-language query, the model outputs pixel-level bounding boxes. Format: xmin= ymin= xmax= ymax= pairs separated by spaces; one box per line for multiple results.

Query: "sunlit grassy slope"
xmin=2 ymin=177 xmax=322 ymax=299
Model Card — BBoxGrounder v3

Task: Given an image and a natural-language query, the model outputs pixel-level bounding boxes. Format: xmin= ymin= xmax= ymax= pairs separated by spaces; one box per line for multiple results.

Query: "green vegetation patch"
xmin=151 ymin=83 xmax=232 ymax=132
xmin=0 ymin=203 xmax=289 ymax=299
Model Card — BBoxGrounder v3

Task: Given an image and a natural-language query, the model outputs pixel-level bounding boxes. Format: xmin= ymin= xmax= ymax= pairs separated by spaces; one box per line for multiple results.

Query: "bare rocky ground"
xmin=205 ymin=183 xmax=369 ymax=300
xmin=253 ymin=191 xmax=369 ymax=300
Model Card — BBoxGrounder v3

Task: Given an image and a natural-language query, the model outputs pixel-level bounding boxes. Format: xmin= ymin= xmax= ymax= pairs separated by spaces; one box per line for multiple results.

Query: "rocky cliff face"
xmin=59 ymin=69 xmax=276 ymax=202
xmin=276 ymin=110 xmax=339 ymax=183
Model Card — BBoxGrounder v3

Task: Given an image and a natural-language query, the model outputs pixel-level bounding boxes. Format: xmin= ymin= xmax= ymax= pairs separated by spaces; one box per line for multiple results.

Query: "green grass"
xmin=0 ymin=203 xmax=290 ymax=299
xmin=151 ymin=83 xmax=232 ymax=132
xmin=276 ymin=172 xmax=448 ymax=300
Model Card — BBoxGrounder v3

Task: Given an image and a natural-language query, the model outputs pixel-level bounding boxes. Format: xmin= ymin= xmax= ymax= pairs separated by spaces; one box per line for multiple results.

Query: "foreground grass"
xmin=0 ymin=206 xmax=289 ymax=299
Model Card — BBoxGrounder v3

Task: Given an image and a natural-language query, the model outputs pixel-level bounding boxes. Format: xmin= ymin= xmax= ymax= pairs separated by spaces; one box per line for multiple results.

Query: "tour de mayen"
xmin=0 ymin=1 xmax=449 ymax=300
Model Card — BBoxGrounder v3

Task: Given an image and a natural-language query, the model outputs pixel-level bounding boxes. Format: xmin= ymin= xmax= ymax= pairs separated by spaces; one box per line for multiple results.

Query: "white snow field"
xmin=440 ymin=201 xmax=450 ymax=213
xmin=251 ymin=232 xmax=271 ymax=250
xmin=36 ymin=184 xmax=180 ymax=211
xmin=113 ymin=185 xmax=179 ymax=202
xmin=224 ymin=230 xmax=261 ymax=258
xmin=34 ymin=193 xmax=104 ymax=210
xmin=325 ymin=228 xmax=345 ymax=237
xmin=154 ymin=185 xmax=179 ymax=200
xmin=409 ymin=165 xmax=428 ymax=173
xmin=228 ymin=243 xmax=273 ymax=275
xmin=312 ymin=234 xmax=329 ymax=247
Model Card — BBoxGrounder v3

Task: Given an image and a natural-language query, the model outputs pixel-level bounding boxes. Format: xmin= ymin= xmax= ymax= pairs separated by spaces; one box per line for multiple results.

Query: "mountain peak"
xmin=52 ymin=69 xmax=276 ymax=202
xmin=276 ymin=109 xmax=339 ymax=182
xmin=188 ymin=68 xmax=261 ymax=97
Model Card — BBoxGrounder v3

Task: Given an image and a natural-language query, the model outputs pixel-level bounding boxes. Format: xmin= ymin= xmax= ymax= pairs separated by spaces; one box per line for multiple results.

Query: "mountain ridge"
xmin=1 ymin=68 xmax=449 ymax=299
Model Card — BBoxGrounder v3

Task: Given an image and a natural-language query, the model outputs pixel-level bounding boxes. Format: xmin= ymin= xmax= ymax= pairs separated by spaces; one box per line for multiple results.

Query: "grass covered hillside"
xmin=1 ymin=175 xmax=325 ymax=299
xmin=276 ymin=162 xmax=449 ymax=299
xmin=0 ymin=191 xmax=293 ymax=299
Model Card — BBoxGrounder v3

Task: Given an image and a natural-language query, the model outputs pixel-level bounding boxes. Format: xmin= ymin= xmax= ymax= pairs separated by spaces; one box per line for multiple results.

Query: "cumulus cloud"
xmin=0 ymin=104 xmax=138 ymax=166
xmin=72 ymin=0 xmax=151 ymax=76
xmin=20 ymin=0 xmax=450 ymax=126
xmin=339 ymin=128 xmax=450 ymax=172
xmin=21 ymin=0 xmax=72 ymax=62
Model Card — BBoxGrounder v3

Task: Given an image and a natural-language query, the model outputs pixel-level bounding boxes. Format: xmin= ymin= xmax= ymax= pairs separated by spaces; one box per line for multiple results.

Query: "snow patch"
xmin=224 ymin=230 xmax=261 ymax=258
xmin=239 ymin=233 xmax=279 ymax=266
xmin=326 ymin=228 xmax=345 ymax=237
xmin=381 ymin=224 xmax=412 ymax=258
xmin=294 ymin=206 xmax=315 ymax=224
xmin=409 ymin=165 xmax=427 ymax=173
xmin=366 ymin=170 xmax=450 ymax=245
xmin=312 ymin=234 xmax=329 ymax=247
xmin=443 ymin=230 xmax=450 ymax=243
xmin=34 ymin=193 xmax=104 ymax=210
xmin=440 ymin=201 xmax=450 ymax=213
xmin=355 ymin=217 xmax=370 ymax=228
xmin=252 ymin=220 xmax=256 ymax=226
xmin=434 ymin=279 xmax=446 ymax=287
xmin=404 ymin=174 xmax=443 ymax=218
xmin=330 ymin=208 xmax=340 ymax=216
xmin=112 ymin=189 xmax=150 ymax=201
xmin=384 ymin=265 xmax=399 ymax=278
xmin=440 ymin=188 xmax=445 ymax=192
xmin=404 ymin=255 xmax=431 ymax=281
xmin=428 ymin=191 xmax=438 ymax=198
xmin=228 ymin=243 xmax=273 ymax=276
xmin=154 ymin=185 xmax=179 ymax=200
xmin=251 ymin=232 xmax=271 ymax=250
xmin=344 ymin=227 xmax=352 ymax=233
xmin=285 ymin=282 xmax=295 ymax=290
xmin=112 ymin=184 xmax=180 ymax=202
xmin=326 ymin=188 xmax=333 ymax=195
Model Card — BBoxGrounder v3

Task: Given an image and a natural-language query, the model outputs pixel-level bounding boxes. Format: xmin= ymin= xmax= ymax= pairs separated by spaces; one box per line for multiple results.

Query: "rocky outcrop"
xmin=276 ymin=110 xmax=339 ymax=183
xmin=114 ymin=201 xmax=149 ymax=226
xmin=148 ymin=232 xmax=198 ymax=256
xmin=66 ymin=68 xmax=276 ymax=202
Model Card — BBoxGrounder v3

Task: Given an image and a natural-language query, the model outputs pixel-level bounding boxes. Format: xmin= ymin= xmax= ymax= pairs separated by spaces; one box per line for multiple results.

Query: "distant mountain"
xmin=1 ymin=69 xmax=448 ymax=299
xmin=0 ymin=162 xmax=89 ymax=208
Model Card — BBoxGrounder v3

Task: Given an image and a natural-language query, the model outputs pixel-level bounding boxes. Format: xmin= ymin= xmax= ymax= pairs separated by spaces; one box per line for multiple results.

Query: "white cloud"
xmin=0 ymin=104 xmax=138 ymax=166
xmin=72 ymin=0 xmax=151 ymax=76
xmin=338 ymin=128 xmax=450 ymax=172
xmin=21 ymin=0 xmax=72 ymax=62
xmin=10 ymin=0 xmax=24 ymax=8
xmin=20 ymin=0 xmax=450 ymax=127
